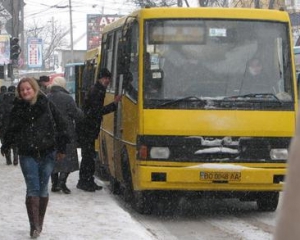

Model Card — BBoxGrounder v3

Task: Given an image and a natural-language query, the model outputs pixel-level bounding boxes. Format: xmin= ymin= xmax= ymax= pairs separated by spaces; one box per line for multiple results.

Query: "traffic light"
xmin=0 ymin=65 xmax=4 ymax=79
xmin=10 ymin=37 xmax=21 ymax=60
xmin=7 ymin=64 xmax=12 ymax=78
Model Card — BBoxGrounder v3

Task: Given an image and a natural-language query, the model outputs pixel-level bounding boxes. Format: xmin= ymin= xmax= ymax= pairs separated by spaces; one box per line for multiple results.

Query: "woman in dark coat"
xmin=0 ymin=85 xmax=18 ymax=165
xmin=47 ymin=76 xmax=83 ymax=194
xmin=1 ymin=77 xmax=69 ymax=238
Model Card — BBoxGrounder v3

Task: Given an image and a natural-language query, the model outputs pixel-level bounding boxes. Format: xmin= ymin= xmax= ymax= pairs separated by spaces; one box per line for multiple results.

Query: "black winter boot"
xmin=59 ymin=172 xmax=71 ymax=194
xmin=51 ymin=173 xmax=61 ymax=192
xmin=5 ymin=151 xmax=12 ymax=165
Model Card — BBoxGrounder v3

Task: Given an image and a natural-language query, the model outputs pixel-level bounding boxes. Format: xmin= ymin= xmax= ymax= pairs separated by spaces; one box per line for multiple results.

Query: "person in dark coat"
xmin=47 ymin=76 xmax=83 ymax=194
xmin=38 ymin=75 xmax=50 ymax=94
xmin=0 ymin=85 xmax=18 ymax=165
xmin=76 ymin=68 xmax=122 ymax=192
xmin=0 ymin=77 xmax=69 ymax=238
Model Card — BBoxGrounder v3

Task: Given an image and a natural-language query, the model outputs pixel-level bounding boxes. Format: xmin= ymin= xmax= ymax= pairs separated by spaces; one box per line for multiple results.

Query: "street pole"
xmin=69 ymin=0 xmax=74 ymax=63
xmin=12 ymin=0 xmax=19 ymax=38
xmin=21 ymin=1 xmax=25 ymax=70
xmin=11 ymin=0 xmax=21 ymax=84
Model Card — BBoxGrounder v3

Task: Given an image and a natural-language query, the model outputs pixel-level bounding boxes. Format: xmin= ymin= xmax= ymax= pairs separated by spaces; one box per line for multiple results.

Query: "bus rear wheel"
xmin=256 ymin=192 xmax=279 ymax=212
xmin=95 ymin=139 xmax=109 ymax=181
xmin=131 ymin=191 xmax=153 ymax=214
xmin=109 ymin=175 xmax=121 ymax=195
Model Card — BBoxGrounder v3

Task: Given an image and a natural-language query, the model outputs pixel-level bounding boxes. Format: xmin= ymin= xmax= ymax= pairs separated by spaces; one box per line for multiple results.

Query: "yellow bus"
xmin=294 ymin=46 xmax=300 ymax=99
xmin=95 ymin=7 xmax=297 ymax=213
xmin=77 ymin=47 xmax=101 ymax=107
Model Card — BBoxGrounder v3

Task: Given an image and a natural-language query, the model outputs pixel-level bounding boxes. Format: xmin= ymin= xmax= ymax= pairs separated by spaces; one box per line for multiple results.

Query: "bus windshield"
xmin=144 ymin=19 xmax=293 ymax=108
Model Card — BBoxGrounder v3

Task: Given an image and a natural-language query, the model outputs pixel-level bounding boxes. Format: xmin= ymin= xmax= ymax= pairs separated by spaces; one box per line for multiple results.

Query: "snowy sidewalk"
xmin=0 ymin=155 xmax=155 ymax=240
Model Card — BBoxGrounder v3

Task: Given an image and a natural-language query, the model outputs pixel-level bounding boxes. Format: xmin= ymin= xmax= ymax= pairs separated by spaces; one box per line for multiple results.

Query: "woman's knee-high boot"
xmin=25 ymin=196 xmax=40 ymax=238
xmin=39 ymin=197 xmax=49 ymax=233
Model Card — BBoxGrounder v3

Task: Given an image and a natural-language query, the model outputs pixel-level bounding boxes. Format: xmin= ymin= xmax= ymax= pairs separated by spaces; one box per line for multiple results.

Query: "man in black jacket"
xmin=77 ymin=68 xmax=122 ymax=192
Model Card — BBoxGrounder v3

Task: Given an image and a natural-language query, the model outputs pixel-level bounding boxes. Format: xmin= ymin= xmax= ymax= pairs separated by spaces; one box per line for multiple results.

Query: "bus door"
xmin=112 ymin=30 xmax=125 ymax=182
xmin=113 ymin=22 xmax=138 ymax=183
xmin=114 ymin=74 xmax=123 ymax=177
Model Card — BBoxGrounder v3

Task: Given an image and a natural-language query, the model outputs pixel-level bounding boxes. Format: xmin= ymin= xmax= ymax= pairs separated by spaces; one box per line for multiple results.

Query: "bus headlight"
xmin=270 ymin=149 xmax=288 ymax=160
xmin=150 ymin=147 xmax=170 ymax=159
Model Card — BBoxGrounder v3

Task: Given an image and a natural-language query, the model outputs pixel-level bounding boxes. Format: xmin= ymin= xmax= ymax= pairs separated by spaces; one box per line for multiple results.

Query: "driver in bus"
xmin=239 ymin=57 xmax=271 ymax=95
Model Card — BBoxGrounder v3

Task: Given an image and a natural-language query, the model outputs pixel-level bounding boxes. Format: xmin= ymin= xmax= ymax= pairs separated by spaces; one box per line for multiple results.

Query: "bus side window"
xmin=82 ymin=63 xmax=94 ymax=89
xmin=125 ymin=72 xmax=138 ymax=100
xmin=125 ymin=22 xmax=139 ymax=101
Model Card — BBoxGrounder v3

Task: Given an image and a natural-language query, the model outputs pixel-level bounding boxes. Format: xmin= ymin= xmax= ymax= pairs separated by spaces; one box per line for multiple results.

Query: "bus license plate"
xmin=200 ymin=172 xmax=241 ymax=181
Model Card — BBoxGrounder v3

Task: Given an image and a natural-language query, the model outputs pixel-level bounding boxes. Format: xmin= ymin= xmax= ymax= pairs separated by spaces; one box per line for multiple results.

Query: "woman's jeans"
xmin=19 ymin=151 xmax=56 ymax=197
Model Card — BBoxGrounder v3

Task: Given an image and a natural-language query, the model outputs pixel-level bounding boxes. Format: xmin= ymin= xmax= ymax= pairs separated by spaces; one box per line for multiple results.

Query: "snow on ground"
xmin=0 ymin=152 xmax=155 ymax=240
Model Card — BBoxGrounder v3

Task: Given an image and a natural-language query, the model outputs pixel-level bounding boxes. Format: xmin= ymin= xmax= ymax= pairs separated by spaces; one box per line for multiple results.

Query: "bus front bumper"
xmin=133 ymin=163 xmax=285 ymax=192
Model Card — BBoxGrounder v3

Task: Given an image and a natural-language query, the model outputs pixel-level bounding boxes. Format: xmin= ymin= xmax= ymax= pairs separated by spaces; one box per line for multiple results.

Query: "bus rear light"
xmin=150 ymin=147 xmax=170 ymax=159
xmin=138 ymin=145 xmax=148 ymax=159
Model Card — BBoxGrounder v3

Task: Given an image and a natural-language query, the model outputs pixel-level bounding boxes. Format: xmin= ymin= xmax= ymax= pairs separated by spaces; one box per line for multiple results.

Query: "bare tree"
xmin=197 ymin=0 xmax=285 ymax=9
xmin=25 ymin=18 xmax=68 ymax=67
xmin=129 ymin=0 xmax=177 ymax=7
xmin=223 ymin=0 xmax=285 ymax=9
xmin=198 ymin=0 xmax=229 ymax=7
xmin=269 ymin=0 xmax=275 ymax=8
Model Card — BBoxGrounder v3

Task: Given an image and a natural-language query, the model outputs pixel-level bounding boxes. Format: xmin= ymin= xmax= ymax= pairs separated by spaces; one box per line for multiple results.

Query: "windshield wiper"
xmin=224 ymin=93 xmax=283 ymax=104
xmin=160 ymin=96 xmax=205 ymax=106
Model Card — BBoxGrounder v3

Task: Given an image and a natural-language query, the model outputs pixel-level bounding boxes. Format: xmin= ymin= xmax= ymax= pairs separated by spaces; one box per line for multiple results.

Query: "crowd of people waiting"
xmin=0 ymin=68 xmax=121 ymax=239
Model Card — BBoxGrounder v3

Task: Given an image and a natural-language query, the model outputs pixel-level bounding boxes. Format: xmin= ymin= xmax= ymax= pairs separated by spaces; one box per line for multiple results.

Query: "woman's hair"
xmin=48 ymin=76 xmax=66 ymax=90
xmin=17 ymin=77 xmax=40 ymax=104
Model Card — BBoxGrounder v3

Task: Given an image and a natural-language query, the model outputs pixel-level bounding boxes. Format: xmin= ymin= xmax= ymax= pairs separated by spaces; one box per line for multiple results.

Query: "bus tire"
xmin=131 ymin=191 xmax=153 ymax=214
xmin=109 ymin=175 xmax=121 ymax=195
xmin=256 ymin=192 xmax=279 ymax=212
xmin=95 ymin=139 xmax=110 ymax=181
xmin=95 ymin=158 xmax=109 ymax=181
xmin=121 ymin=148 xmax=133 ymax=203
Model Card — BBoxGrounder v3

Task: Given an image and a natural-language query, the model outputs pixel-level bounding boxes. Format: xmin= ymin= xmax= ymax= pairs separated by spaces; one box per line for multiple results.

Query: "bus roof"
xmin=103 ymin=7 xmax=290 ymax=33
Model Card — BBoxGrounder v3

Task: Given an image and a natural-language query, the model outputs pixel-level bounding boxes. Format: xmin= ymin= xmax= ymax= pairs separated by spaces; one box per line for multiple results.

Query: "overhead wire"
xmin=23 ymin=0 xmax=138 ymax=49
xmin=24 ymin=0 xmax=137 ymax=19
